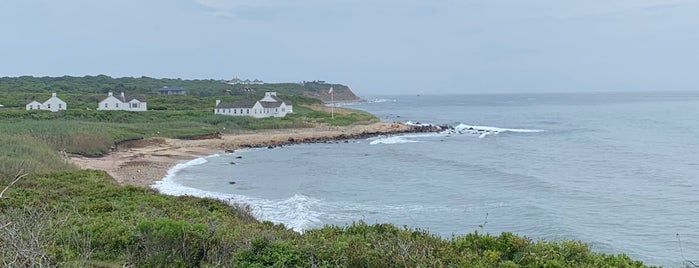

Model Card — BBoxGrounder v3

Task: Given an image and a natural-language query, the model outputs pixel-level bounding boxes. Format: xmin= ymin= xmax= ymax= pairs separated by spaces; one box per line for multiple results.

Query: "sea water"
xmin=153 ymin=91 xmax=699 ymax=267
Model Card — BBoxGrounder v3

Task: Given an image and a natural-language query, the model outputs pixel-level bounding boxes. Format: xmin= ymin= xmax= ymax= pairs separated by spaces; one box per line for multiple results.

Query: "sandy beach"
xmin=70 ymin=122 xmax=417 ymax=188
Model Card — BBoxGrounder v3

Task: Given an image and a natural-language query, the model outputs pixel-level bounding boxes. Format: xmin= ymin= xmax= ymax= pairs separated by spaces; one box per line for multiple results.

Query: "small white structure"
xmin=98 ymin=92 xmax=147 ymax=111
xmin=215 ymin=92 xmax=292 ymax=118
xmin=227 ymin=75 xmax=264 ymax=85
xmin=26 ymin=92 xmax=67 ymax=112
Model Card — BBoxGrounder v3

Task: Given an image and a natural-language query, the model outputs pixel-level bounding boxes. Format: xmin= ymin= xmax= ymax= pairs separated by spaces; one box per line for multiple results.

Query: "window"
xmin=116 ymin=103 xmax=119 ymax=108
xmin=132 ymin=103 xmax=138 ymax=108
xmin=59 ymin=104 xmax=62 ymax=109
xmin=47 ymin=104 xmax=51 ymax=109
xmin=105 ymin=103 xmax=108 ymax=108
xmin=246 ymin=109 xmax=249 ymax=114
xmin=234 ymin=109 xmax=237 ymax=114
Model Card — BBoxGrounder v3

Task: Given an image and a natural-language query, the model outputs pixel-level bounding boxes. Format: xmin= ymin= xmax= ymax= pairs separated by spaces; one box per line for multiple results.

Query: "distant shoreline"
xmin=70 ymin=122 xmax=441 ymax=189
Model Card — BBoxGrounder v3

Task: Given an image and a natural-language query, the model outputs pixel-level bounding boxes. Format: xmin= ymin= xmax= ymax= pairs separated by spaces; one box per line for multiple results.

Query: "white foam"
xmin=440 ymin=123 xmax=544 ymax=138
xmin=151 ymin=155 xmax=322 ymax=232
xmin=453 ymin=124 xmax=544 ymax=133
xmin=369 ymin=136 xmax=420 ymax=145
xmin=369 ymin=98 xmax=396 ymax=103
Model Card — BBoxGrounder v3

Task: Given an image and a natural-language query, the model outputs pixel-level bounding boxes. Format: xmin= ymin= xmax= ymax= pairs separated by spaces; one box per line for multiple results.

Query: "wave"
xmin=449 ymin=123 xmax=544 ymax=138
xmin=393 ymin=121 xmax=545 ymax=140
xmin=369 ymin=136 xmax=420 ymax=145
xmin=151 ymin=156 xmax=322 ymax=231
xmin=369 ymin=98 xmax=396 ymax=103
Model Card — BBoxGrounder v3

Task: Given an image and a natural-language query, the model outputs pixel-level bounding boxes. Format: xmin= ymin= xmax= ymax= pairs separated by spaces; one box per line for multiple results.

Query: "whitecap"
xmin=369 ymin=136 xmax=419 ymax=145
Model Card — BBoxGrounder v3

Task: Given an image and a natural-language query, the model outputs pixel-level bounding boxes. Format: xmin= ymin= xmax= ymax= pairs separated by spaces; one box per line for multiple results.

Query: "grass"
xmin=0 ymin=170 xmax=654 ymax=267
xmin=0 ymin=104 xmax=377 ymax=177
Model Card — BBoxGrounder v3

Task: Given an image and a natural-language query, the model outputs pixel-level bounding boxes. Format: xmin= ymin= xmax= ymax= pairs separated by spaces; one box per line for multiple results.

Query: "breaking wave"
xmin=152 ymin=155 xmax=322 ymax=231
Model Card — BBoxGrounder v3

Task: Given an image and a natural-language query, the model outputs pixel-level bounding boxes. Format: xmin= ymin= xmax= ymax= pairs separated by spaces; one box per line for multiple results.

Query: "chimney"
xmin=52 ymin=92 xmax=57 ymax=97
xmin=120 ymin=92 xmax=125 ymax=98
xmin=108 ymin=92 xmax=113 ymax=96
xmin=215 ymin=100 xmax=221 ymax=107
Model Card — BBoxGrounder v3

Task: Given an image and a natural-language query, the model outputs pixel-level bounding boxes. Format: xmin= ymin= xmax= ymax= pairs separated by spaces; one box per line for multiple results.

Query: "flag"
xmin=328 ymin=87 xmax=333 ymax=94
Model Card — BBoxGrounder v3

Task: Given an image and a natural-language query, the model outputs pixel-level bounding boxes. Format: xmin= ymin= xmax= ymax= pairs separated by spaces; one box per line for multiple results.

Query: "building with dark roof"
xmin=214 ymin=92 xmax=292 ymax=118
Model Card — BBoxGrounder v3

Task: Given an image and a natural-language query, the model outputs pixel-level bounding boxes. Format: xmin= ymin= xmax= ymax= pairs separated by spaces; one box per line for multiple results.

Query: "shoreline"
xmin=70 ymin=122 xmax=441 ymax=188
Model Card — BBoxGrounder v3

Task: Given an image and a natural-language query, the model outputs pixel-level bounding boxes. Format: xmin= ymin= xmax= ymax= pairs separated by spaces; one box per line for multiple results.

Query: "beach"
xmin=70 ymin=122 xmax=416 ymax=188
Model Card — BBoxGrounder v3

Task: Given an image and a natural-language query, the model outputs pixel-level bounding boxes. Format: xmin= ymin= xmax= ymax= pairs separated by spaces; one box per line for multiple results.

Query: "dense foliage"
xmin=0 ymin=75 xmax=356 ymax=108
xmin=0 ymin=170 xmax=653 ymax=267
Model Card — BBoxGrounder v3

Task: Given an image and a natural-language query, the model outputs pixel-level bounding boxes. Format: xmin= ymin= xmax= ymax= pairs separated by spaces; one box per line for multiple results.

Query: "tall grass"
xmin=0 ymin=135 xmax=75 ymax=177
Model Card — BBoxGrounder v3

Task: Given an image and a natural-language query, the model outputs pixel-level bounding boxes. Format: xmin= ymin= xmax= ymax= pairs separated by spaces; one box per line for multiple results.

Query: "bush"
xmin=127 ymin=218 xmax=209 ymax=267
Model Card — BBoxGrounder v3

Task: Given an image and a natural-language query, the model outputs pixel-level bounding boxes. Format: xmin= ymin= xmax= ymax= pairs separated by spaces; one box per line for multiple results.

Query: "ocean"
xmin=154 ymin=91 xmax=699 ymax=267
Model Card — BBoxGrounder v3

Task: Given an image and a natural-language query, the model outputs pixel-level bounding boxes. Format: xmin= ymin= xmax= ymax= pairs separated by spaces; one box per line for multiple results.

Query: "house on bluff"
xmin=26 ymin=92 xmax=67 ymax=112
xmin=98 ymin=92 xmax=147 ymax=111
xmin=215 ymin=92 xmax=293 ymax=118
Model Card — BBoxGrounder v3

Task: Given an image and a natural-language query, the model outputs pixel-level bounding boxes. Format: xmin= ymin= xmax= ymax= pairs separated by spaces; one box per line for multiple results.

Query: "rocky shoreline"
xmin=70 ymin=122 xmax=446 ymax=189
xmin=234 ymin=123 xmax=446 ymax=150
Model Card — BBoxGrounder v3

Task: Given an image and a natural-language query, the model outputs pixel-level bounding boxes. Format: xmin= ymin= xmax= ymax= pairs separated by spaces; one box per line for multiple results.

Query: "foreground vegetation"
xmin=0 ymin=170 xmax=652 ymax=267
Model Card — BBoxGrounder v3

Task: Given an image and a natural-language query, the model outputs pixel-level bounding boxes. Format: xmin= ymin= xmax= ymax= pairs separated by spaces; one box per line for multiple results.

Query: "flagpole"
xmin=331 ymin=90 xmax=334 ymax=119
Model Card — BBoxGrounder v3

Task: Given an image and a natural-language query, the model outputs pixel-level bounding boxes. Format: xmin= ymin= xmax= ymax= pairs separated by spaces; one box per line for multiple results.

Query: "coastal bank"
xmin=70 ymin=122 xmax=442 ymax=188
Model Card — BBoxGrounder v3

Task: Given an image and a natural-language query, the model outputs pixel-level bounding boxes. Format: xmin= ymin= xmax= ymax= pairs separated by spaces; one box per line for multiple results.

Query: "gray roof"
xmin=260 ymin=101 xmax=283 ymax=108
xmin=217 ymin=101 xmax=257 ymax=109
xmin=124 ymin=95 xmax=147 ymax=102
xmin=262 ymin=95 xmax=292 ymax=105
xmin=101 ymin=94 xmax=147 ymax=103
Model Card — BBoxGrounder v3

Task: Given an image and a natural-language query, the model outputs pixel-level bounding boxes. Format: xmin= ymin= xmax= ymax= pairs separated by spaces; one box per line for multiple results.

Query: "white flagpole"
xmin=331 ymin=89 xmax=334 ymax=119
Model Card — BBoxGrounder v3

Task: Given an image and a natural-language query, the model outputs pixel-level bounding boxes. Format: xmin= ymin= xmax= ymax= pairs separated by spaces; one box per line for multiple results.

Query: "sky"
xmin=1 ymin=0 xmax=698 ymax=95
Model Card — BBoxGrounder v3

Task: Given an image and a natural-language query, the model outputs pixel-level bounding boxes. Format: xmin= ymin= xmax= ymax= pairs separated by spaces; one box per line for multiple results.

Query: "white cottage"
xmin=26 ymin=93 xmax=67 ymax=112
xmin=214 ymin=92 xmax=292 ymax=118
xmin=98 ymin=92 xmax=147 ymax=111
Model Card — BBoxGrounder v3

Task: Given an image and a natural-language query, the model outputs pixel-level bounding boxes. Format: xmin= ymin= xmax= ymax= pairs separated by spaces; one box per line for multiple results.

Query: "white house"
xmin=98 ymin=92 xmax=147 ymax=111
xmin=25 ymin=93 xmax=67 ymax=112
xmin=215 ymin=92 xmax=292 ymax=118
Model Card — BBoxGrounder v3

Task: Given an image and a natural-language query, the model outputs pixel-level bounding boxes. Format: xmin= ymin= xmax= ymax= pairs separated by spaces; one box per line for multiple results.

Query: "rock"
xmin=229 ymin=181 xmax=236 ymax=185
xmin=236 ymin=156 xmax=242 ymax=159
xmin=267 ymin=145 xmax=274 ymax=149
xmin=229 ymin=162 xmax=236 ymax=165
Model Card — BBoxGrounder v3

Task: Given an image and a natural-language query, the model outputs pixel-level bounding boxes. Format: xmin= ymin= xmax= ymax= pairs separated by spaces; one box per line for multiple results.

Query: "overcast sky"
xmin=1 ymin=0 xmax=698 ymax=94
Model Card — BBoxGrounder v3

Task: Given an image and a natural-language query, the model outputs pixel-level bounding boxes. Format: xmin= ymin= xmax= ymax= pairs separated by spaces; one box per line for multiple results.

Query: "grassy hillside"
xmin=0 ymin=170 xmax=652 ymax=267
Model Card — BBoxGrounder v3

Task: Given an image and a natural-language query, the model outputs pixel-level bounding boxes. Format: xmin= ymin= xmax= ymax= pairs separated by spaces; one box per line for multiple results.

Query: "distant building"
xmin=215 ymin=92 xmax=293 ymax=118
xmin=98 ymin=92 xmax=147 ymax=111
xmin=227 ymin=75 xmax=264 ymax=85
xmin=158 ymin=86 xmax=186 ymax=95
xmin=25 ymin=92 xmax=67 ymax=112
